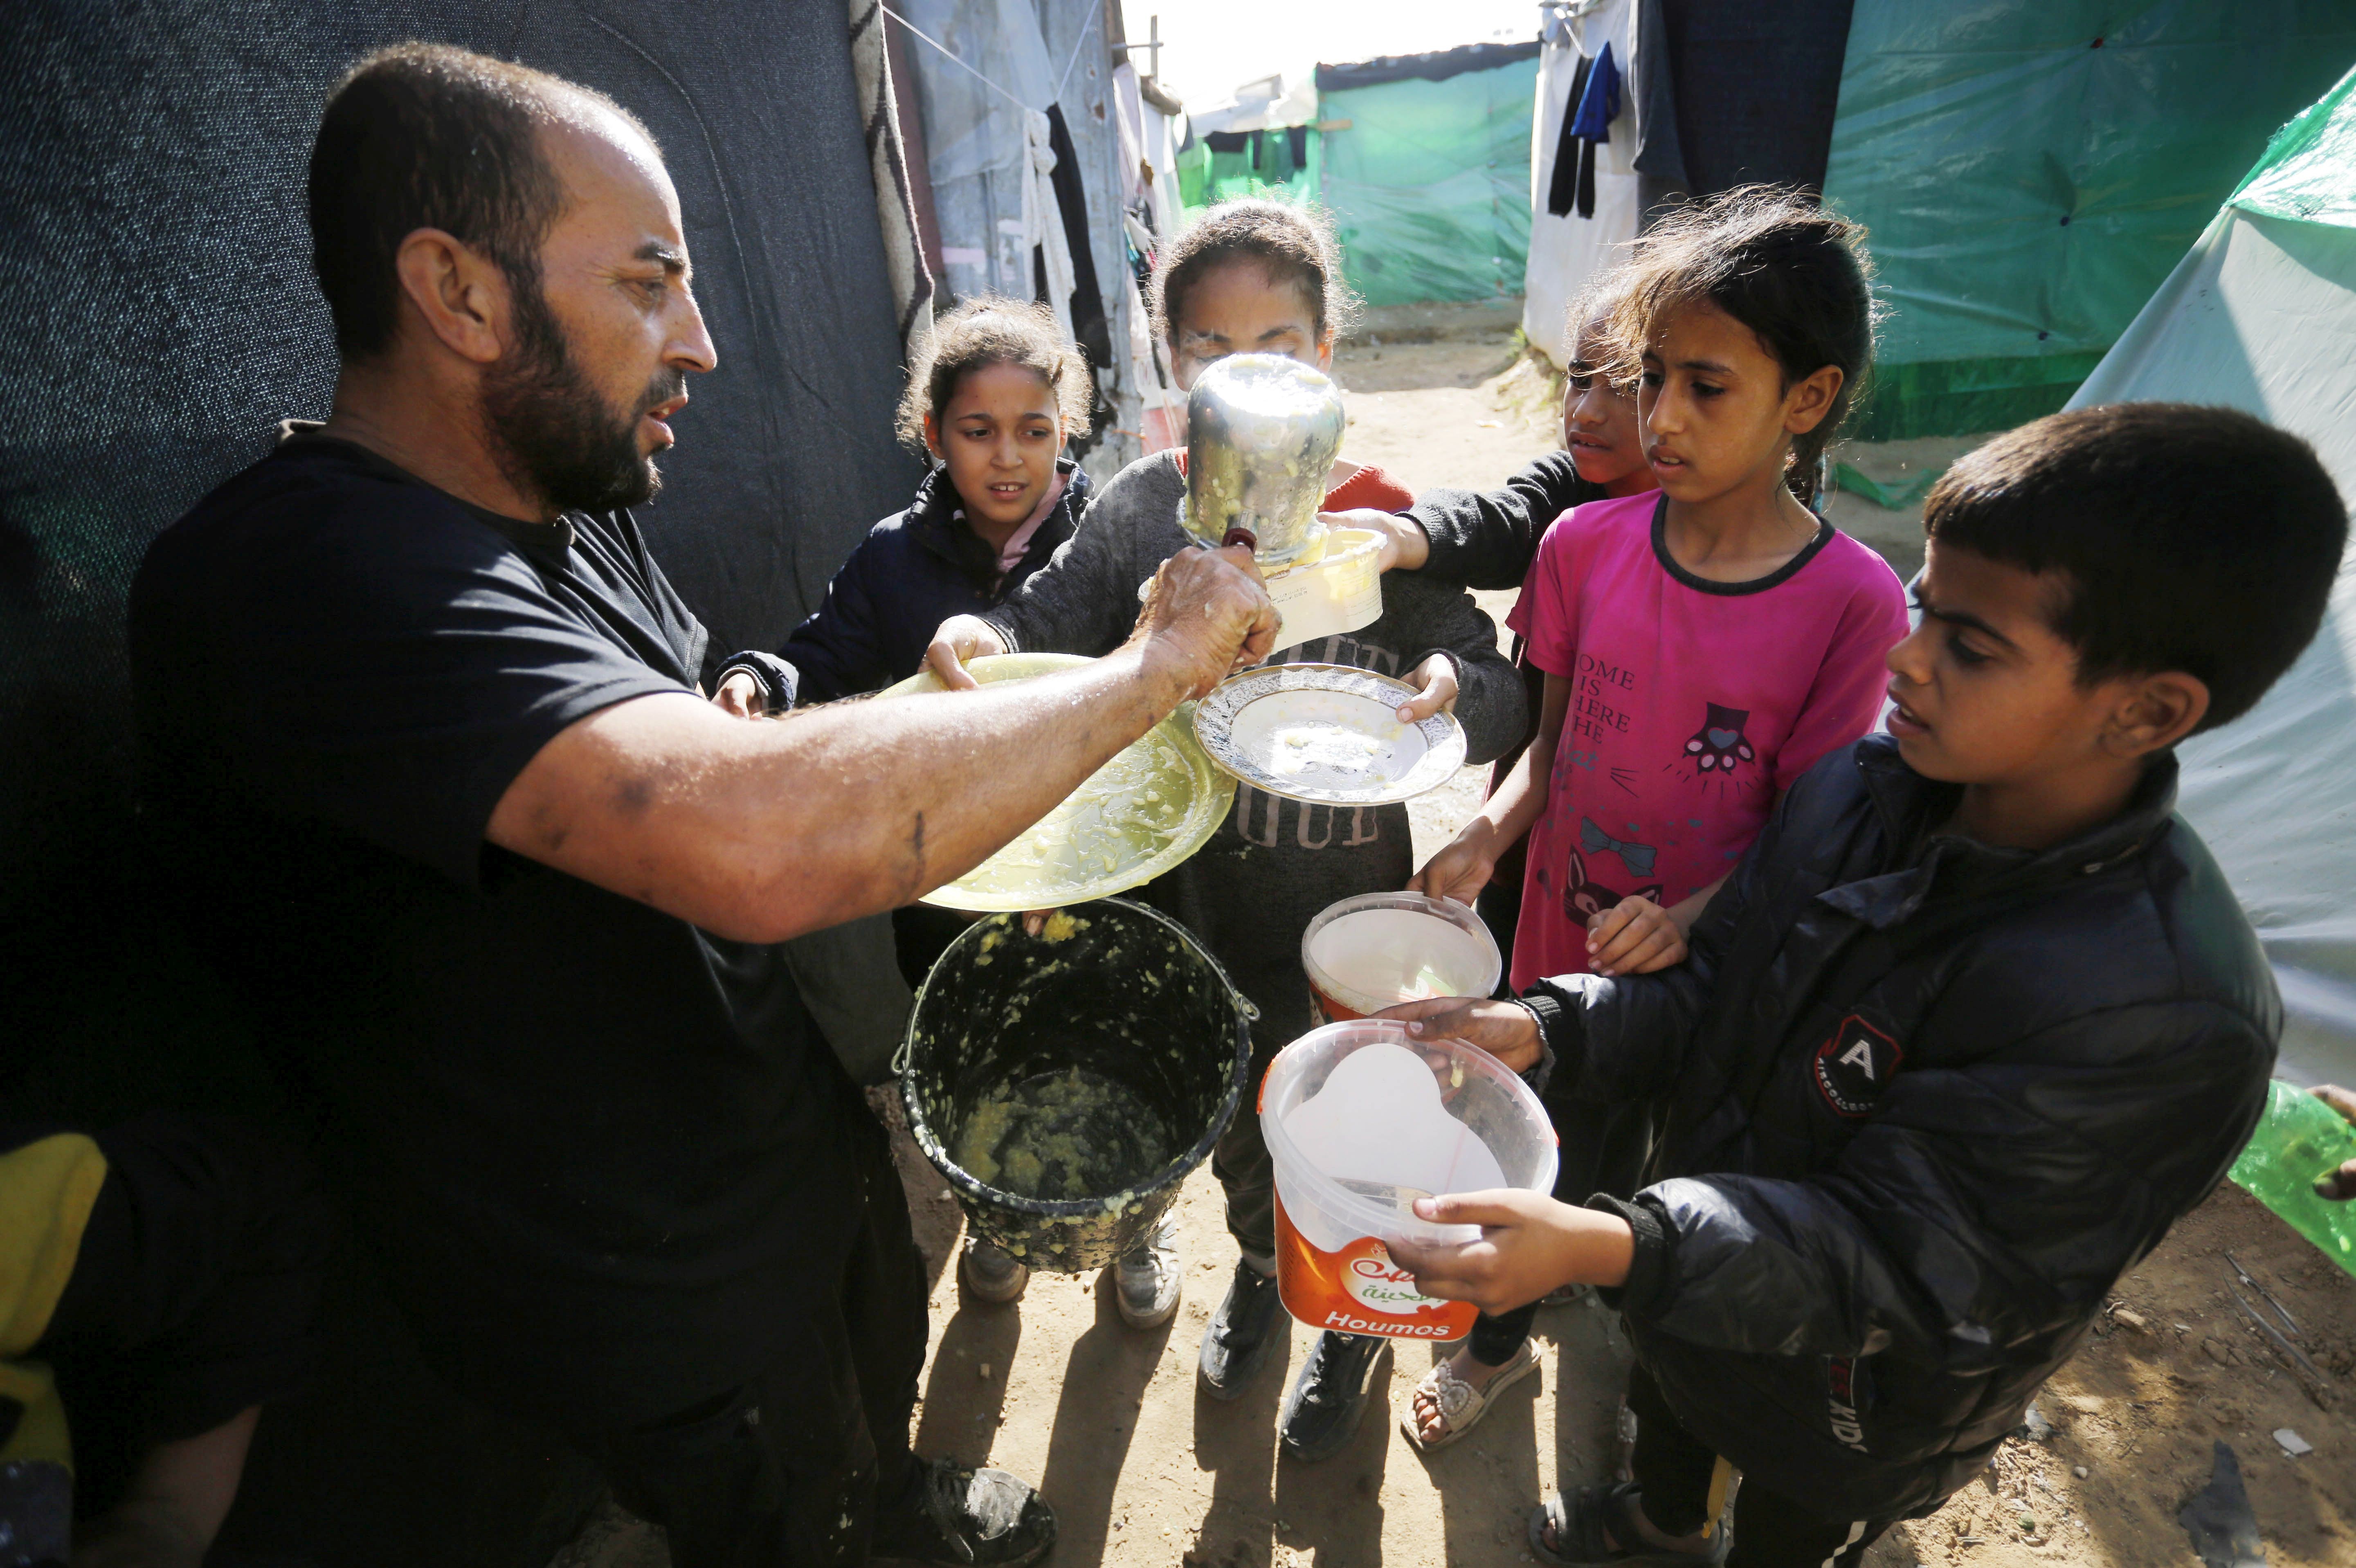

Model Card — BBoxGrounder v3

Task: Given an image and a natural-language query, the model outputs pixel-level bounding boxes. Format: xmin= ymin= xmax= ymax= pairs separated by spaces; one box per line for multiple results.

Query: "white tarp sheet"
xmin=2069 ymin=205 xmax=2356 ymax=1085
xmin=1523 ymin=0 xmax=1639 ymax=364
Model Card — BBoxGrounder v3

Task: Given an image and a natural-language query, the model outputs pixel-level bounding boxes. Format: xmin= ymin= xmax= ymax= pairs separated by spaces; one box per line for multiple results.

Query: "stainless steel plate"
xmin=1192 ymin=662 xmax=1467 ymax=806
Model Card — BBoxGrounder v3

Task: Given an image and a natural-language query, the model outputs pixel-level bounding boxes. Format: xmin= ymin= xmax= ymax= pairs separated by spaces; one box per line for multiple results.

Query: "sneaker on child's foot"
xmin=961 ymin=1240 xmax=1030 ymax=1303
xmin=1108 ymin=1215 xmax=1182 ymax=1329
xmin=1197 ymin=1258 xmax=1284 ymax=1398
xmin=871 ymin=1455 xmax=1057 ymax=1567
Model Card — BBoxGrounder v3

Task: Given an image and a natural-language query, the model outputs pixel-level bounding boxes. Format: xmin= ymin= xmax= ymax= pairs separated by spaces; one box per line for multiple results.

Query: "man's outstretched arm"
xmin=490 ymin=544 xmax=1275 ymax=943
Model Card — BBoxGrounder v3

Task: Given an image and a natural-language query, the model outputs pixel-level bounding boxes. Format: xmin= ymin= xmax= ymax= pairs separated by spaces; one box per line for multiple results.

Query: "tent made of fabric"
xmin=1521 ymin=0 xmax=1855 ymax=366
xmin=890 ymin=0 xmax=1147 ymax=476
xmin=1825 ymin=1 xmax=2356 ymax=443
xmin=1317 ymin=41 xmax=1541 ymax=308
xmin=1524 ymin=0 xmax=1640 ymax=363
xmin=0 ymin=0 xmax=928 ymax=962
xmin=1 ymin=1 xmax=935 ymax=1554
xmin=1176 ymin=120 xmax=1323 ymax=218
xmin=2069 ymin=67 xmax=2356 ymax=1085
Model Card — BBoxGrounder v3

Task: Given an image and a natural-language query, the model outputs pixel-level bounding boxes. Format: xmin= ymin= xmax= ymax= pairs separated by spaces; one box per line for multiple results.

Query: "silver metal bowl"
xmin=1184 ymin=354 xmax=1347 ymax=570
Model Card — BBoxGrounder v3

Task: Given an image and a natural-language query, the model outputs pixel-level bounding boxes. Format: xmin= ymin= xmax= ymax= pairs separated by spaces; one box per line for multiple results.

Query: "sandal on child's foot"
xmin=872 ymin=1456 xmax=1057 ymax=1567
xmin=1401 ymin=1340 xmax=1539 ymax=1451
xmin=1528 ymin=1484 xmax=1731 ymax=1567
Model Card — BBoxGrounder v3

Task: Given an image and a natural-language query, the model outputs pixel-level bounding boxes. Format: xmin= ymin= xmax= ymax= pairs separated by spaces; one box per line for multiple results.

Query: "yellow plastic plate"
xmin=876 ymin=654 xmax=1236 ymax=911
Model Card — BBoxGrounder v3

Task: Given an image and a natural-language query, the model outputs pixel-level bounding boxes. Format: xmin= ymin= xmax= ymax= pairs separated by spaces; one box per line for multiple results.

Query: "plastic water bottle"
xmin=2228 ymin=1079 xmax=2356 ymax=1278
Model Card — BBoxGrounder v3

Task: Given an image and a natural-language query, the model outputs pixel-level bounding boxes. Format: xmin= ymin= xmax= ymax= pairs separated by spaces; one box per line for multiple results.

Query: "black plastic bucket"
xmin=899 ymin=899 xmax=1257 ymax=1272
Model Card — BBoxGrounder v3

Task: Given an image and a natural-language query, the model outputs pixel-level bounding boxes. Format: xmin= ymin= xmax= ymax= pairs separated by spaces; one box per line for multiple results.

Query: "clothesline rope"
xmin=878 ymin=4 xmax=1030 ymax=112
xmin=1052 ymin=5 xmax=1099 ymax=104
xmin=878 ymin=3 xmax=1098 ymax=116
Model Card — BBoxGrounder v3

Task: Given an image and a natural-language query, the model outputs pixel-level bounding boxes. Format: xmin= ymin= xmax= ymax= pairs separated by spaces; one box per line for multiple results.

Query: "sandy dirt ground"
xmin=568 ymin=302 xmax=2356 ymax=1567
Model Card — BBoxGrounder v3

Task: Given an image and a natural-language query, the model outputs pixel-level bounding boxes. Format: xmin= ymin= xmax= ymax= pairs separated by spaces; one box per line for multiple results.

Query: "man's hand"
xmin=1587 ymin=895 xmax=1686 ymax=978
xmin=2312 ymin=1085 xmax=2356 ymax=1200
xmin=1395 ymin=652 xmax=1459 ymax=723
xmin=1129 ymin=543 xmax=1278 ymax=699
xmin=924 ymin=615 xmax=1011 ymax=691
xmin=1386 ymin=1191 xmax=1634 ymax=1314
xmin=1374 ymin=994 xmax=1542 ymax=1074
xmin=712 ymin=670 xmax=767 ymax=719
xmin=1320 ymin=508 xmax=1430 ymax=574
xmin=1408 ymin=820 xmax=1499 ymax=907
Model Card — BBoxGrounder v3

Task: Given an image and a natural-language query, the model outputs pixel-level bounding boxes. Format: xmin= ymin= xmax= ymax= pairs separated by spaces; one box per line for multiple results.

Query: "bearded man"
xmin=126 ymin=44 xmax=1272 ymax=1567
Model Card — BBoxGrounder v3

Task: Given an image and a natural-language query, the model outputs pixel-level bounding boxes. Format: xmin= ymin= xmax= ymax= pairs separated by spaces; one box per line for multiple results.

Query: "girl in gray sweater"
xmin=929 ymin=201 xmax=1524 ymax=1463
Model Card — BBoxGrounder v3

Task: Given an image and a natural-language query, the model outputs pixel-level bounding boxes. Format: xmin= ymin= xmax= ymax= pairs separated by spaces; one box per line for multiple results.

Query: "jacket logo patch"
xmin=1812 ymin=1015 xmax=1901 ymax=1118
xmin=1826 ymin=1356 xmax=1870 ymax=1452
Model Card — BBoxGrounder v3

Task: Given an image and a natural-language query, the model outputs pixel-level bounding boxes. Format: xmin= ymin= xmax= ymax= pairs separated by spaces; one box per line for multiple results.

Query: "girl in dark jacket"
xmin=713 ymin=298 xmax=1093 ymax=712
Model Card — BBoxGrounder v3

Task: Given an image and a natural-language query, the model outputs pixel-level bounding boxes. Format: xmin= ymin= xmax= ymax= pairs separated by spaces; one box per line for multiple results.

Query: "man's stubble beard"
xmin=481 ymin=271 xmax=685 ymax=517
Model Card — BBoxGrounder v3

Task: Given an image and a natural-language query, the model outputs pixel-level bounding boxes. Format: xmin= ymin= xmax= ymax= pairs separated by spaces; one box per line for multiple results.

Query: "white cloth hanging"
xmin=1112 ymin=62 xmax=1148 ymax=204
xmin=1020 ymin=107 xmax=1079 ymax=341
xmin=1524 ymin=0 xmax=1641 ymax=366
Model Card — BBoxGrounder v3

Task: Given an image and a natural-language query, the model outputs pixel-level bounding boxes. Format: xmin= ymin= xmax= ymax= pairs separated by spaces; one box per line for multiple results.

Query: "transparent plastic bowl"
xmin=1259 ymin=1019 xmax=1556 ymax=1339
xmin=1300 ymin=891 xmax=1502 ymax=1024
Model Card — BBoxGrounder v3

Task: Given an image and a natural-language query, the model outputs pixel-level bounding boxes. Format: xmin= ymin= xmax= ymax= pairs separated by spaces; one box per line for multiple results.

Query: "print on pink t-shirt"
xmin=1503 ymin=492 xmax=1909 ymax=991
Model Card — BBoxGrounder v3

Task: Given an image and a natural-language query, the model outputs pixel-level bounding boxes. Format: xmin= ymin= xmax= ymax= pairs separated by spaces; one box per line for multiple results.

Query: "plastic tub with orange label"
xmin=1259 ymin=1020 xmax=1557 ymax=1340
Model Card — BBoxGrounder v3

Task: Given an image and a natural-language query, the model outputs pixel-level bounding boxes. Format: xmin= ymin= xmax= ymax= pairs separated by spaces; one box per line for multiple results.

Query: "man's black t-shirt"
xmin=128 ymin=427 xmax=865 ymax=1427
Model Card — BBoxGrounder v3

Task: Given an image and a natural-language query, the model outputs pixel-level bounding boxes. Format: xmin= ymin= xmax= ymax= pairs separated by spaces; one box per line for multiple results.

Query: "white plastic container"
xmin=1301 ymin=891 xmax=1502 ymax=1025
xmin=1260 ymin=1020 xmax=1557 ymax=1339
xmin=1263 ymin=526 xmax=1385 ymax=655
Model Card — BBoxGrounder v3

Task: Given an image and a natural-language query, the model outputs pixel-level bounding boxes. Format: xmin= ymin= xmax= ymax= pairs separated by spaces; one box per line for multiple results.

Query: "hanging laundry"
xmin=1546 ymin=42 xmax=1619 ymax=221
xmin=1569 ymin=41 xmax=1621 ymax=141
xmin=1547 ymin=52 xmax=1595 ymax=218
xmin=1525 ymin=0 xmax=1644 ymax=364
xmin=1021 ymin=108 xmax=1078 ymax=344
xmin=1267 ymin=125 xmax=1306 ymax=182
xmin=1545 ymin=43 xmax=1621 ymax=220
xmin=1045 ymin=104 xmax=1113 ymax=374
xmin=1567 ymin=41 xmax=1621 ymax=218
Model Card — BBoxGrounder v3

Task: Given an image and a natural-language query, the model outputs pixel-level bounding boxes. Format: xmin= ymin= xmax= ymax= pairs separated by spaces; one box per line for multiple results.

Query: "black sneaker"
xmin=871 ymin=1456 xmax=1057 ymax=1566
xmin=1196 ymin=1260 xmax=1285 ymax=1400
xmin=1278 ymin=1331 xmax=1386 ymax=1462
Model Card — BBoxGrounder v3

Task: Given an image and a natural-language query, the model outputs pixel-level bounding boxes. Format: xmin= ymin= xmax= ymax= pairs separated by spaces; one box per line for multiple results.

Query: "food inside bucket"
xmin=952 ymin=1065 xmax=1179 ymax=1201
xmin=1308 ymin=908 xmax=1496 ymax=1007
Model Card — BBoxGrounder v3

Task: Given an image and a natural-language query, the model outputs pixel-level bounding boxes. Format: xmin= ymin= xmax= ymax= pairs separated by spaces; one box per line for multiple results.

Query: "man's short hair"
xmin=1925 ymin=403 xmax=2348 ymax=732
xmin=308 ymin=43 xmax=647 ymax=359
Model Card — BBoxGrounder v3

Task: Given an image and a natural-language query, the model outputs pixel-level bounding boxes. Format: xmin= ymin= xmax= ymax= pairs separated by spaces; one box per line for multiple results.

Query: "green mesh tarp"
xmin=1823 ymin=1 xmax=2356 ymax=442
xmin=1316 ymin=53 xmax=1539 ymax=308
xmin=2232 ymin=60 xmax=2356 ymax=225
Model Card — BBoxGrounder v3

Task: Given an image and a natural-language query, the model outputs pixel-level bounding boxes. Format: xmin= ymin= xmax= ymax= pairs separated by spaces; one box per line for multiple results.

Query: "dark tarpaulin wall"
xmin=1651 ymin=0 xmax=1856 ymax=198
xmin=0 ymin=0 xmax=921 ymax=997
xmin=0 ymin=2 xmax=917 ymax=1556
xmin=1313 ymin=38 xmax=1541 ymax=92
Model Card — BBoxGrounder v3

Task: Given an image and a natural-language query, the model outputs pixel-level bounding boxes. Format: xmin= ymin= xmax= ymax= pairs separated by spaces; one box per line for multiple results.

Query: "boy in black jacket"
xmin=1381 ymin=404 xmax=2348 ymax=1566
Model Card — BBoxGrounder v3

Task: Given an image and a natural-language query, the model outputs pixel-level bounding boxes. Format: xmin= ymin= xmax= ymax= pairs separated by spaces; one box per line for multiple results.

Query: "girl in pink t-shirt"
xmin=1418 ymin=191 xmax=1907 ymax=990
xmin=1402 ymin=189 xmax=1911 ymax=1451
